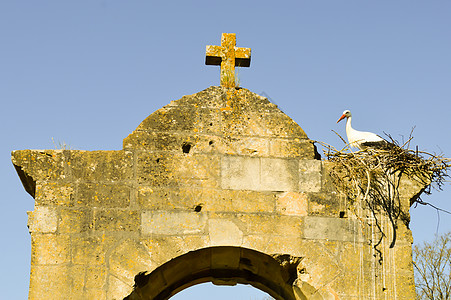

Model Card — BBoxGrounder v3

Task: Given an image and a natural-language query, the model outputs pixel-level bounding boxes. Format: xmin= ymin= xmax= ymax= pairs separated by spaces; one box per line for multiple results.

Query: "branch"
xmin=414 ymin=200 xmax=451 ymax=215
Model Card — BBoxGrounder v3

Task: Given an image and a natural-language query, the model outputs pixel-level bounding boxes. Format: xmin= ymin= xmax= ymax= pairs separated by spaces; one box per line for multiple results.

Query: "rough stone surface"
xmin=12 ymin=86 xmax=423 ymax=300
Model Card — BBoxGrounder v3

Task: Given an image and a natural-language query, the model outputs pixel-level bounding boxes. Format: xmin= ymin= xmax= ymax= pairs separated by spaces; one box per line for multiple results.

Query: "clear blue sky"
xmin=1 ymin=1 xmax=450 ymax=299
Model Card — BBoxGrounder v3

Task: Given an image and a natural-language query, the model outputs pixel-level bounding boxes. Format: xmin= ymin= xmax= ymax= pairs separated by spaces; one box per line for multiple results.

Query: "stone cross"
xmin=205 ymin=33 xmax=251 ymax=87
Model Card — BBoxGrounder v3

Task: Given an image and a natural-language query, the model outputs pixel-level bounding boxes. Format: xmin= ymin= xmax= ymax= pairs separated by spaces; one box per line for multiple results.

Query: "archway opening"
xmin=169 ymin=282 xmax=274 ymax=299
xmin=124 ymin=246 xmax=303 ymax=300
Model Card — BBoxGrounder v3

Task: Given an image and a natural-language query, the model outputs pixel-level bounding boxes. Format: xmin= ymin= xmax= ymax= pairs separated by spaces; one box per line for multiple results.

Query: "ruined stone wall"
xmin=12 ymin=87 xmax=421 ymax=299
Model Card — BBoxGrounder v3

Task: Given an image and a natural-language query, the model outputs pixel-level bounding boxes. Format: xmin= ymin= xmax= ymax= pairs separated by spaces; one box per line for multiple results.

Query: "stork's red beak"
xmin=337 ymin=114 xmax=346 ymax=123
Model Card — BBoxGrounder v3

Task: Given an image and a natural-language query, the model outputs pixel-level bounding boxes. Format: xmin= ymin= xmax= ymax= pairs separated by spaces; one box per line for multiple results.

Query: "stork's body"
xmin=337 ymin=110 xmax=389 ymax=150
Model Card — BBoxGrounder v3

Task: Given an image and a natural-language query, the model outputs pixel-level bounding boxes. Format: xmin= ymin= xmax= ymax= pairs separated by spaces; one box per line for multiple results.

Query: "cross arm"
xmin=205 ymin=45 xmax=223 ymax=65
xmin=235 ymin=47 xmax=251 ymax=67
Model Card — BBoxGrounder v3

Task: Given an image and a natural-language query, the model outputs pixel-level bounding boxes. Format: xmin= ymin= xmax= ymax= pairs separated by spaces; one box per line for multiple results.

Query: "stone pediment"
xmin=124 ymin=86 xmax=316 ymax=159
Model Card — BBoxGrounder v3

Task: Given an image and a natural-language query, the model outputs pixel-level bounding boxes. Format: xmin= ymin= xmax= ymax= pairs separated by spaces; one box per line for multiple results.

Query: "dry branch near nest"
xmin=315 ymin=134 xmax=450 ymax=255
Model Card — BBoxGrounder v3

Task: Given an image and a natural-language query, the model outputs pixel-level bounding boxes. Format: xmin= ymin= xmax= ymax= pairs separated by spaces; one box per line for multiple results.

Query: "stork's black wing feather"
xmin=361 ymin=140 xmax=395 ymax=150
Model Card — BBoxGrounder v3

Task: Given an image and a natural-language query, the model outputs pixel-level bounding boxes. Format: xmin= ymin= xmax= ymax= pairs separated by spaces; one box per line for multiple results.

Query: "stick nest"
xmin=315 ymin=133 xmax=450 ymax=253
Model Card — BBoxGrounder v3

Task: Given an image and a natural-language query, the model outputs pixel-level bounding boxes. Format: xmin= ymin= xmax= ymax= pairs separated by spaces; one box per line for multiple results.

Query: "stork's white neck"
xmin=345 ymin=115 xmax=353 ymax=136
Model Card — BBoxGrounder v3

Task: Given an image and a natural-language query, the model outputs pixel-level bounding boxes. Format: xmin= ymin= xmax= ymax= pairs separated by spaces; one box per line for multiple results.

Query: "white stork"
xmin=337 ymin=110 xmax=391 ymax=150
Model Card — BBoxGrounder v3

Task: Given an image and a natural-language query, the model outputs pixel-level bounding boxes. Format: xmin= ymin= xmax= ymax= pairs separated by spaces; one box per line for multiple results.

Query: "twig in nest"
xmin=332 ymin=129 xmax=348 ymax=145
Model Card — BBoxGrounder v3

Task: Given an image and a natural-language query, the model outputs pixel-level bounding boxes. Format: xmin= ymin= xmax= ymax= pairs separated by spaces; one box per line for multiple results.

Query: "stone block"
xmin=173 ymin=154 xmax=220 ymax=188
xmin=136 ymin=106 xmax=221 ymax=134
xmin=399 ymin=174 xmax=429 ymax=201
xmin=29 ymin=265 xmax=71 ymax=299
xmin=109 ymin=239 xmax=153 ymax=282
xmin=70 ymin=264 xmax=86 ymax=299
xmin=137 ymin=152 xmax=176 ymax=186
xmin=136 ymin=268 xmax=168 ymax=299
xmin=208 ymin=219 xmax=244 ymax=246
xmin=269 ymin=139 xmax=316 ymax=159
xmin=85 ymin=266 xmax=107 ymax=289
xmin=394 ymin=243 xmax=415 ymax=272
xmin=137 ymin=187 xmax=269 ymax=213
xmin=221 ymin=103 xmax=307 ymax=138
xmin=320 ymin=161 xmax=340 ymax=194
xmin=31 ymin=233 xmax=70 ymax=265
xmin=76 ymin=183 xmax=130 ymax=208
xmin=173 ymin=87 xmax=225 ymax=109
xmin=107 ymin=275 xmax=133 ymax=300
xmin=221 ymin=136 xmax=270 ymax=156
xmin=299 ymin=160 xmax=322 ymax=192
xmin=58 ymin=208 xmax=92 ymax=233
xmin=94 ymin=209 xmax=140 ymax=232
xmin=35 ymin=182 xmax=74 ymax=206
xmin=124 ymin=131 xmax=180 ymax=151
xmin=136 ymin=186 xmax=174 ymax=210
xmin=72 ymin=236 xmax=114 ymax=265
xmin=395 ymin=222 xmax=414 ymax=245
xmin=137 ymin=186 xmax=206 ymax=211
xmin=69 ymin=150 xmax=133 ymax=182
xmin=297 ymin=239 xmax=341 ymax=288
xmin=216 ymin=189 xmax=276 ymax=213
xmin=330 ymin=242 xmax=365 ymax=297
xmin=276 ymin=192 xmax=308 ymax=216
xmin=124 ymin=131 xmax=219 ymax=154
xmin=28 ymin=206 xmax=58 ymax=233
xmin=141 ymin=211 xmax=208 ymax=235
xmin=17 ymin=150 xmax=67 ymax=182
xmin=303 ymin=216 xmax=364 ymax=243
xmin=221 ymin=156 xmax=298 ymax=192
xmin=238 ymin=214 xmax=302 ymax=236
xmin=263 ymin=235 xmax=303 ymax=256
xmin=192 ymin=188 xmax=234 ymax=212
xmin=259 ymin=110 xmax=307 ymax=138
xmin=128 ymin=133 xmax=273 ymax=157
xmin=142 ymin=235 xmax=209 ymax=266
xmin=308 ymin=192 xmax=344 ymax=217
xmin=160 ymin=247 xmax=212 ymax=288
xmin=221 ymin=156 xmax=260 ymax=190
xmin=137 ymin=153 xmax=220 ymax=188
xmin=261 ymin=158 xmax=299 ymax=191
xmin=394 ymin=273 xmax=416 ymax=300
xmin=210 ymin=246 xmax=241 ymax=270
xmin=241 ymin=235 xmax=272 ymax=253
xmin=84 ymin=289 xmax=107 ymax=300
xmin=221 ymin=109 xmax=260 ymax=137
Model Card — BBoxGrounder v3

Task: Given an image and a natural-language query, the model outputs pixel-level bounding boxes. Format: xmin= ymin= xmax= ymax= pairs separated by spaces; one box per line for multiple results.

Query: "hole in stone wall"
xmin=194 ymin=205 xmax=202 ymax=212
xmin=182 ymin=142 xmax=192 ymax=154
xmin=313 ymin=144 xmax=322 ymax=160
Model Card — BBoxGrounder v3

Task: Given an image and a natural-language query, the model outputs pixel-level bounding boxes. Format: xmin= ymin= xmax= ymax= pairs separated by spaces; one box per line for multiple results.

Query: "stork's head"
xmin=337 ymin=110 xmax=351 ymax=123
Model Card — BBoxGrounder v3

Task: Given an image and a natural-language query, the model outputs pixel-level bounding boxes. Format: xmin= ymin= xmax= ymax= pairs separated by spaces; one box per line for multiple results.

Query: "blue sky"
xmin=1 ymin=1 xmax=450 ymax=299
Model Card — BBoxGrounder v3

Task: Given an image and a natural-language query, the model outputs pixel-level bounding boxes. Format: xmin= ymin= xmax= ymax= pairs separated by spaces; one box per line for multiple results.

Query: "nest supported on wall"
xmin=316 ymin=132 xmax=450 ymax=262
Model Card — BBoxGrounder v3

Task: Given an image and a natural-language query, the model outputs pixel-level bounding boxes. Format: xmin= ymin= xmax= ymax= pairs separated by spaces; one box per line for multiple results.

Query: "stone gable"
xmin=12 ymin=87 xmax=422 ymax=299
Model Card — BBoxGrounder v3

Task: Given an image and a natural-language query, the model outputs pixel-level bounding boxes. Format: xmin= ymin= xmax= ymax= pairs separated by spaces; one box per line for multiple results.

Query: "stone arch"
xmin=124 ymin=246 xmax=306 ymax=300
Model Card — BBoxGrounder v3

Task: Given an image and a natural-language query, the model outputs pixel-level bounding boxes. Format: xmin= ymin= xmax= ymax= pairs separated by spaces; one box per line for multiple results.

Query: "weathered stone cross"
xmin=205 ymin=33 xmax=251 ymax=88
